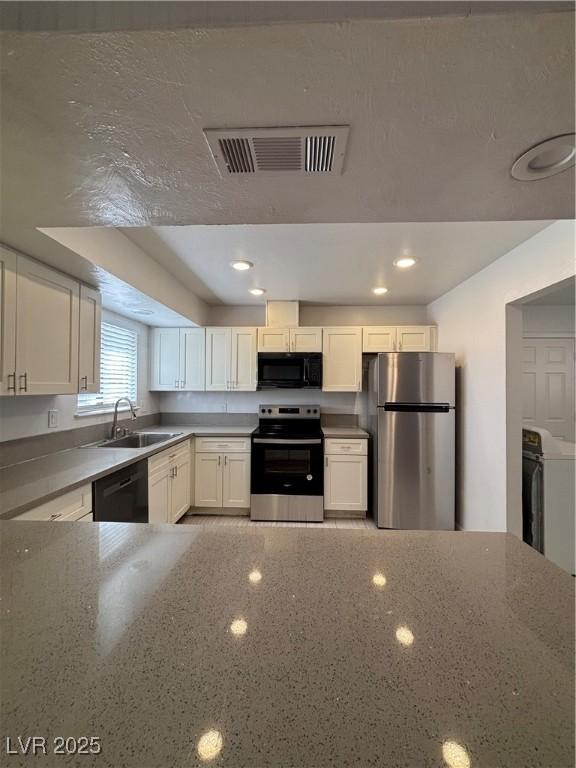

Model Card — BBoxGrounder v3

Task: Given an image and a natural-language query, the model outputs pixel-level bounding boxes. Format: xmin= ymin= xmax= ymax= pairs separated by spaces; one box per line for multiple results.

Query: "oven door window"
xmin=252 ymin=442 xmax=323 ymax=495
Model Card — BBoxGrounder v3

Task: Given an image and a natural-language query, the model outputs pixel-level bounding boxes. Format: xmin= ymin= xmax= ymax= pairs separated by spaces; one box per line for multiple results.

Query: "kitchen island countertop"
xmin=0 ymin=522 xmax=573 ymax=767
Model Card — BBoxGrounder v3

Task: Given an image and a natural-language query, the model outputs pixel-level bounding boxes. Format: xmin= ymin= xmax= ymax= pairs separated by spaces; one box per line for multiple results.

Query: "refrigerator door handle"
xmin=383 ymin=402 xmax=451 ymax=413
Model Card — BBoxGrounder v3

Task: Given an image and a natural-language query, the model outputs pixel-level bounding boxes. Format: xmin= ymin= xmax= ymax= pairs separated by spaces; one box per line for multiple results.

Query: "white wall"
xmin=205 ymin=304 xmax=429 ymax=327
xmin=428 ymin=220 xmax=575 ymax=533
xmin=160 ymin=389 xmax=361 ymax=415
xmin=0 ymin=310 xmax=159 ymax=442
xmin=523 ymin=304 xmax=575 ymax=336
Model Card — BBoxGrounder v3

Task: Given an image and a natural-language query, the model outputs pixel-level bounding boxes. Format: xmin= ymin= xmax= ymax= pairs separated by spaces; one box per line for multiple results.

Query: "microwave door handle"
xmin=303 ymin=358 xmax=310 ymax=386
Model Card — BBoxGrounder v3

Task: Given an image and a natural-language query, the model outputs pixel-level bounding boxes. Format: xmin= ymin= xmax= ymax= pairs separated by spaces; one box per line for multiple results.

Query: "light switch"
xmin=48 ymin=409 xmax=59 ymax=428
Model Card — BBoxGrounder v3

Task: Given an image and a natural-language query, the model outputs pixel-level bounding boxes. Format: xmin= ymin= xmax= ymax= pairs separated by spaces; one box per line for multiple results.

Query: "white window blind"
xmin=78 ymin=322 xmax=138 ymax=411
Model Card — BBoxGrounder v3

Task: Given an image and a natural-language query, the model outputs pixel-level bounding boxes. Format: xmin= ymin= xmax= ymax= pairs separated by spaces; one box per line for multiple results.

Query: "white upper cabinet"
xmin=78 ymin=285 xmax=102 ymax=394
xmin=290 ymin=327 xmax=322 ymax=352
xmin=150 ymin=328 xmax=181 ymax=390
xmin=16 ymin=256 xmax=80 ymax=395
xmin=258 ymin=327 xmax=290 ymax=352
xmin=363 ymin=326 xmax=397 ymax=353
xmin=0 ymin=247 xmax=17 ymax=395
xmin=322 ymin=327 xmax=363 ymax=392
xmin=230 ymin=327 xmax=257 ymax=391
xmin=397 ymin=326 xmax=433 ymax=352
xmin=180 ymin=328 xmax=206 ymax=391
xmin=205 ymin=327 xmax=231 ymax=391
xmin=258 ymin=327 xmax=323 ymax=352
xmin=150 ymin=328 xmax=206 ymax=391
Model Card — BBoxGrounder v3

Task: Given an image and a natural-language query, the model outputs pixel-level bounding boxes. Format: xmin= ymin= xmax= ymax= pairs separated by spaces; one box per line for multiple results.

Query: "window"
xmin=78 ymin=322 xmax=138 ymax=411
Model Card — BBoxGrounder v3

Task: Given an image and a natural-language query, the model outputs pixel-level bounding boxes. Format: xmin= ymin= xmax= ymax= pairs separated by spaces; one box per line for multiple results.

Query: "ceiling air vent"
xmin=204 ymin=126 xmax=349 ymax=177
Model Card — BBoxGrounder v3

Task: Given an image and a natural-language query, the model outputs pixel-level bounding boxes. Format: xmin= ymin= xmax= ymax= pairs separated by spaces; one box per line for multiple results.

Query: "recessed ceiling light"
xmin=249 ymin=288 xmax=266 ymax=296
xmin=393 ymin=256 xmax=417 ymax=269
xmin=372 ymin=287 xmax=388 ymax=295
xmin=231 ymin=260 xmax=253 ymax=271
xmin=511 ymin=134 xmax=576 ymax=181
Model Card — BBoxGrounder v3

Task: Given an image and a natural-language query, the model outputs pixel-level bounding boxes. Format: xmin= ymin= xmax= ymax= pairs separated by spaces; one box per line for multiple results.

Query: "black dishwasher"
xmin=93 ymin=461 xmax=148 ymax=523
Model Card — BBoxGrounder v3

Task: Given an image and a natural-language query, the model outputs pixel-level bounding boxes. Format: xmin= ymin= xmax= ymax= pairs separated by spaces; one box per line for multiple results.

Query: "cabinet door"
xmin=258 ymin=328 xmax=290 ymax=352
xmin=195 ymin=453 xmax=223 ymax=507
xmin=397 ymin=326 xmax=432 ymax=352
xmin=16 ymin=256 xmax=80 ymax=395
xmin=148 ymin=467 xmax=171 ymax=523
xmin=290 ymin=327 xmax=322 ymax=352
xmin=322 ymin=328 xmax=362 ymax=392
xmin=0 ymin=247 xmax=17 ymax=395
xmin=324 ymin=454 xmax=367 ymax=512
xmin=231 ymin=327 xmax=257 ymax=391
xmin=171 ymin=453 xmax=191 ymax=522
xmin=205 ymin=328 xmax=230 ymax=391
xmin=363 ymin=327 xmax=397 ymax=353
xmin=180 ymin=328 xmax=205 ymax=391
xmin=222 ymin=453 xmax=251 ymax=508
xmin=78 ymin=285 xmax=102 ymax=394
xmin=150 ymin=328 xmax=180 ymax=390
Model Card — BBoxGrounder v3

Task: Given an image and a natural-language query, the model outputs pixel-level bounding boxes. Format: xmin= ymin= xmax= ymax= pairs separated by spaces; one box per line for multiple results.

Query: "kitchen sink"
xmin=91 ymin=432 xmax=183 ymax=449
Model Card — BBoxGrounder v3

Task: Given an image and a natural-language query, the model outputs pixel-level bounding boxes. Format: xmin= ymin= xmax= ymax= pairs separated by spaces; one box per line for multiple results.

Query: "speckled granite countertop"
xmin=0 ymin=524 xmax=573 ymax=767
xmin=0 ymin=426 xmax=254 ymax=519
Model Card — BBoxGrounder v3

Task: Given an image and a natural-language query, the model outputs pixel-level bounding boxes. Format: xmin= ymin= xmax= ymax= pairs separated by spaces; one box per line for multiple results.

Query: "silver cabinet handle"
xmin=325 ymin=457 xmax=328 ymax=467
xmin=174 ymin=465 xmax=178 ymax=477
xmin=218 ymin=455 xmax=221 ymax=466
xmin=224 ymin=455 xmax=228 ymax=465
xmin=7 ymin=372 xmax=16 ymax=393
xmin=175 ymin=379 xmax=180 ymax=389
xmin=180 ymin=380 xmax=185 ymax=389
xmin=50 ymin=513 xmax=62 ymax=520
xmin=19 ymin=372 xmax=28 ymax=392
xmin=81 ymin=375 xmax=88 ymax=391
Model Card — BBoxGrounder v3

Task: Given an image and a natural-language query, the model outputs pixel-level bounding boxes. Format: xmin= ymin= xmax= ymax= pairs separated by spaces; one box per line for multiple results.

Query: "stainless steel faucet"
xmin=110 ymin=398 xmax=137 ymax=439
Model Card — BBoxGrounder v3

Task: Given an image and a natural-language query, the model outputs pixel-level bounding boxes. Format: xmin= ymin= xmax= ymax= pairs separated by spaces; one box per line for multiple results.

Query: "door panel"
xmin=322 ymin=328 xmax=362 ymax=392
xmin=231 ymin=327 xmax=257 ymax=391
xmin=377 ymin=409 xmax=455 ymax=530
xmin=522 ymin=338 xmax=575 ymax=441
xmin=78 ymin=285 xmax=101 ymax=394
xmin=195 ymin=453 xmax=222 ymax=507
xmin=180 ymin=328 xmax=205 ymax=391
xmin=16 ymin=256 xmax=80 ymax=395
xmin=223 ymin=453 xmax=251 ymax=508
xmin=150 ymin=328 xmax=180 ymax=390
xmin=148 ymin=469 xmax=170 ymax=524
xmin=258 ymin=328 xmax=290 ymax=352
xmin=324 ymin=455 xmax=367 ymax=512
xmin=397 ymin=326 xmax=431 ymax=352
xmin=171 ymin=455 xmax=191 ymax=521
xmin=291 ymin=328 xmax=322 ymax=352
xmin=205 ymin=328 xmax=230 ymax=391
xmin=363 ymin=327 xmax=397 ymax=353
xmin=0 ymin=247 xmax=17 ymax=395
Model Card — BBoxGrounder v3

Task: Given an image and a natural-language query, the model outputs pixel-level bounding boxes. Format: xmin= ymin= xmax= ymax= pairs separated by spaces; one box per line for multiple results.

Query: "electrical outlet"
xmin=48 ymin=409 xmax=59 ymax=429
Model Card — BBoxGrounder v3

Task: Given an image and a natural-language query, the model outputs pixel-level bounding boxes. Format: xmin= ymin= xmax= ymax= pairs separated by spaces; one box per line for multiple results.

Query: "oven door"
xmin=251 ymin=438 xmax=323 ymax=496
xmin=257 ymin=354 xmax=306 ymax=389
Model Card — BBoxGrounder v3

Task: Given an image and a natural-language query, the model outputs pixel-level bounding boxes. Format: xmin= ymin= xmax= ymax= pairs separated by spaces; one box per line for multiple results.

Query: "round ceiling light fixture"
xmin=231 ymin=260 xmax=253 ymax=271
xmin=393 ymin=256 xmax=418 ymax=269
xmin=372 ymin=287 xmax=388 ymax=295
xmin=511 ymin=134 xmax=575 ymax=181
xmin=249 ymin=288 xmax=266 ymax=296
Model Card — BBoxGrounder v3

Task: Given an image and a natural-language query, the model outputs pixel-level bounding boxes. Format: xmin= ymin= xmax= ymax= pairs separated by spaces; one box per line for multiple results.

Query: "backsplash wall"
xmin=159 ymin=389 xmax=363 ymax=415
xmin=0 ymin=310 xmax=159 ymax=443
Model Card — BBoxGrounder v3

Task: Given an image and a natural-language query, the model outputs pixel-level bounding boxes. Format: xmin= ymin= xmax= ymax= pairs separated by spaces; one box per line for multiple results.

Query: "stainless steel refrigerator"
xmin=367 ymin=352 xmax=456 ymax=530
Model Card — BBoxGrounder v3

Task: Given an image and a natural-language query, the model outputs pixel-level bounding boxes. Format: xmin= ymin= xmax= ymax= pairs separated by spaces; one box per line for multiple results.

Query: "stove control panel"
xmin=259 ymin=405 xmax=320 ymax=419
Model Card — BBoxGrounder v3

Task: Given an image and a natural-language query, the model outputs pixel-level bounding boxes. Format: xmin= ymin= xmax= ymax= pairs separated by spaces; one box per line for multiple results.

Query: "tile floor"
xmin=181 ymin=514 xmax=377 ymax=529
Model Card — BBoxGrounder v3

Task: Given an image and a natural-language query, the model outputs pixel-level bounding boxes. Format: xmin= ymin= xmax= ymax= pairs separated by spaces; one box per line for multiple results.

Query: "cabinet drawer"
xmin=324 ymin=438 xmax=367 ymax=456
xmin=195 ymin=437 xmax=251 ymax=453
xmin=148 ymin=439 xmax=190 ymax=473
xmin=15 ymin=483 xmax=92 ymax=522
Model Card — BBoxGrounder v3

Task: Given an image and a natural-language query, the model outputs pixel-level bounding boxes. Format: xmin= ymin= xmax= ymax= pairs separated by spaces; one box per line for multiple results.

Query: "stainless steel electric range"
xmin=250 ymin=405 xmax=324 ymax=522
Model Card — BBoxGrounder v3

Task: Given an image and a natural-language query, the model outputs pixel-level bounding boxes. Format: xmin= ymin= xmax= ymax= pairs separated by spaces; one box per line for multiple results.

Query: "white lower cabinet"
xmin=15 ymin=484 xmax=93 ymax=521
xmin=194 ymin=452 xmax=251 ymax=510
xmin=324 ymin=439 xmax=368 ymax=513
xmin=148 ymin=440 xmax=192 ymax=523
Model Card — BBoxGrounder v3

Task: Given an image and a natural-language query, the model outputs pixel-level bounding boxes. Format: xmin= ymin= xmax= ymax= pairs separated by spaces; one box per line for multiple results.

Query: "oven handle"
xmin=252 ymin=438 xmax=322 ymax=445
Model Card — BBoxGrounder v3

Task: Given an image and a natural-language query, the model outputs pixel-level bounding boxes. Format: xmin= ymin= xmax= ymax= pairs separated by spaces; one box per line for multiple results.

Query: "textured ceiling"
xmin=123 ymin=221 xmax=552 ymax=305
xmin=0 ymin=7 xmax=574 ymax=266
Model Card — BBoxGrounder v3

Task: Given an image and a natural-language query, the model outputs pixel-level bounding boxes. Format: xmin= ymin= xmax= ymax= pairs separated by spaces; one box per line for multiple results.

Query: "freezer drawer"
xmin=376 ymin=409 xmax=455 ymax=530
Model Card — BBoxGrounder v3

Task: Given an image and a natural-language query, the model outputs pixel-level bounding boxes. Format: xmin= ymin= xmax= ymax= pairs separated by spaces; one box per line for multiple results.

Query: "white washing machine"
xmin=522 ymin=427 xmax=575 ymax=575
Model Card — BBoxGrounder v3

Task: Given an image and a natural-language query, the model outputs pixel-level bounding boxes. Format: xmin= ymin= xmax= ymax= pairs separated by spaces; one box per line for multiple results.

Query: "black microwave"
xmin=257 ymin=353 xmax=322 ymax=389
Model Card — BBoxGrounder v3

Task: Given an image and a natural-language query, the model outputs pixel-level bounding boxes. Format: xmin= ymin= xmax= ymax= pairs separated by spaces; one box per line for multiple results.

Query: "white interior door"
xmin=0 ymin=247 xmax=17 ymax=395
xmin=231 ymin=327 xmax=257 ymax=390
xmin=16 ymin=256 xmax=80 ymax=395
xmin=523 ymin=338 xmax=575 ymax=441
